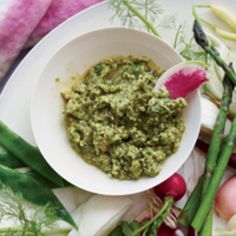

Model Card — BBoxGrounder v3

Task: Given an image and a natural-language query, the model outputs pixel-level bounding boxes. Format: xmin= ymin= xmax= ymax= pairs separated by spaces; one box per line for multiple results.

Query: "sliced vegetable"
xmin=0 ymin=164 xmax=77 ymax=229
xmin=215 ymin=176 xmax=236 ymax=220
xmin=27 ymin=0 xmax=103 ymax=46
xmin=0 ymin=0 xmax=52 ymax=80
xmin=69 ymin=195 xmax=131 ymax=236
xmin=203 ymin=63 xmax=223 ymax=100
xmin=156 ymin=62 xmax=208 ymax=99
xmin=0 ymin=148 xmax=24 ymax=168
xmin=0 ymin=121 xmax=65 ymax=187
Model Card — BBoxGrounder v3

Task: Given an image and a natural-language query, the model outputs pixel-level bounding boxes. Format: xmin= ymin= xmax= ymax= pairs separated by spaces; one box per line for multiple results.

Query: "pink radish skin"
xmin=0 ymin=0 xmax=52 ymax=80
xmin=154 ymin=173 xmax=187 ymax=201
xmin=27 ymin=0 xmax=103 ymax=46
xmin=215 ymin=176 xmax=236 ymax=220
xmin=164 ymin=67 xmax=208 ymax=99
xmin=156 ymin=224 xmax=175 ymax=236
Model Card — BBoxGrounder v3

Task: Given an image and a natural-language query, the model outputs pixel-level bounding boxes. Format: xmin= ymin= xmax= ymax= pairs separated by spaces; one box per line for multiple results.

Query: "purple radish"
xmin=155 ymin=62 xmax=208 ymax=99
xmin=26 ymin=0 xmax=103 ymax=46
xmin=0 ymin=0 xmax=52 ymax=80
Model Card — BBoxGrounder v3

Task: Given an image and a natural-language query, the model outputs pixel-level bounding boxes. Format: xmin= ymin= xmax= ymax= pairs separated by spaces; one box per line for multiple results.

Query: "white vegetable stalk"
xmin=200 ymin=96 xmax=231 ymax=137
xmin=68 ymin=195 xmax=132 ymax=236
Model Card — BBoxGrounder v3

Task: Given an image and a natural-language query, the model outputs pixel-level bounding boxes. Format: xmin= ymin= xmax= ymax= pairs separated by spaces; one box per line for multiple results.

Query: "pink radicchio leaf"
xmin=26 ymin=0 xmax=103 ymax=47
xmin=0 ymin=0 xmax=52 ymax=80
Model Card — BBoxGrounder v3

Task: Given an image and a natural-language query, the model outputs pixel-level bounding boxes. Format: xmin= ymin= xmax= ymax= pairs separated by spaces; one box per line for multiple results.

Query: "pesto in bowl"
xmin=62 ymin=56 xmax=187 ymax=180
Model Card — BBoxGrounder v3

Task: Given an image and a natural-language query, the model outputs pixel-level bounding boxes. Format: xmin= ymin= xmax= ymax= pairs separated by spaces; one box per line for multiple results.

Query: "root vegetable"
xmin=154 ymin=173 xmax=186 ymax=201
xmin=215 ymin=176 xmax=236 ymax=220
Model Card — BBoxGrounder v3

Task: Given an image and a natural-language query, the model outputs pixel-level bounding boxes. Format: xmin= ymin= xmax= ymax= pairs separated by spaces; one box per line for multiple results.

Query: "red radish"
xmin=27 ymin=0 xmax=103 ymax=46
xmin=155 ymin=62 xmax=208 ymax=99
xmin=215 ymin=176 xmax=236 ymax=220
xmin=152 ymin=174 xmax=186 ymax=235
xmin=154 ymin=173 xmax=187 ymax=201
xmin=0 ymin=0 xmax=52 ymax=80
xmin=156 ymin=224 xmax=175 ymax=236
xmin=187 ymin=227 xmax=197 ymax=236
xmin=196 ymin=139 xmax=236 ymax=169
xmin=229 ymin=154 xmax=236 ymax=169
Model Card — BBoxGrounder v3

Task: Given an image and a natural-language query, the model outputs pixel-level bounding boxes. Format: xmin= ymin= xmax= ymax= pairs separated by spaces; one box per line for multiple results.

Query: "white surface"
xmin=31 ymin=27 xmax=201 ymax=195
xmin=1 ymin=0 xmax=236 ymax=233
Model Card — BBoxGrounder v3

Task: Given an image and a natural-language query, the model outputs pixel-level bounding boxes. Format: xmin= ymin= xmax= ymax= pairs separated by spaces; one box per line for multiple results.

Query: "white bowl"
xmin=31 ymin=28 xmax=201 ymax=195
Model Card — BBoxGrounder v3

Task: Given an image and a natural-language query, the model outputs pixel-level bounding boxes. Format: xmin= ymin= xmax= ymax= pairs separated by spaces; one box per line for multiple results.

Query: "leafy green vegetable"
xmin=0 ymin=187 xmax=57 ymax=236
xmin=0 ymin=164 xmax=77 ymax=229
xmin=110 ymin=0 xmax=162 ymax=36
xmin=109 ymin=197 xmax=173 ymax=236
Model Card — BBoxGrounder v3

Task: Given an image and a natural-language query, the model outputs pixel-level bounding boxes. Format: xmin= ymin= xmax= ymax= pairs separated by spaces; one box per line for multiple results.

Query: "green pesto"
xmin=63 ymin=56 xmax=187 ymax=180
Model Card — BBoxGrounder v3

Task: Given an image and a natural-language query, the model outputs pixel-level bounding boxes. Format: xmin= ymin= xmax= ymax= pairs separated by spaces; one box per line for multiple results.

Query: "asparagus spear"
xmin=192 ymin=112 xmax=236 ymax=230
xmin=199 ymin=67 xmax=234 ymax=235
xmin=178 ymin=68 xmax=234 ymax=227
xmin=178 ymin=177 xmax=203 ymax=226
xmin=193 ymin=20 xmax=236 ymax=85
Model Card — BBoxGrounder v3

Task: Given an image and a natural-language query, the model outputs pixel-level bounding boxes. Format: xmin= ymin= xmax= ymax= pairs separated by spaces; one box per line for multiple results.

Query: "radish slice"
xmin=26 ymin=0 xmax=103 ymax=46
xmin=155 ymin=62 xmax=208 ymax=99
xmin=0 ymin=0 xmax=52 ymax=80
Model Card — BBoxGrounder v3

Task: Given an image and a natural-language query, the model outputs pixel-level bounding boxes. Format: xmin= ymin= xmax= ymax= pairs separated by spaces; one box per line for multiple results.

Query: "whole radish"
xmin=156 ymin=224 xmax=175 ymax=236
xmin=215 ymin=176 xmax=236 ymax=220
xmin=152 ymin=173 xmax=187 ymax=234
xmin=154 ymin=173 xmax=187 ymax=201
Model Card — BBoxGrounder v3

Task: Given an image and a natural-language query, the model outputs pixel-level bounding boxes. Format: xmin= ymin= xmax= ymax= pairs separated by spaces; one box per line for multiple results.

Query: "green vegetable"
xmin=178 ymin=177 xmax=203 ymax=226
xmin=200 ymin=210 xmax=213 ymax=236
xmin=200 ymin=69 xmax=234 ymax=235
xmin=193 ymin=20 xmax=236 ymax=86
xmin=0 ymin=164 xmax=77 ymax=229
xmin=0 ymin=148 xmax=24 ymax=168
xmin=0 ymin=121 xmax=66 ymax=187
xmin=25 ymin=170 xmax=57 ymax=189
xmin=110 ymin=0 xmax=162 ymax=37
xmin=109 ymin=196 xmax=173 ymax=236
xmin=191 ymin=113 xmax=236 ymax=231
xmin=179 ymin=67 xmax=234 ymax=230
xmin=201 ymin=68 xmax=234 ymax=192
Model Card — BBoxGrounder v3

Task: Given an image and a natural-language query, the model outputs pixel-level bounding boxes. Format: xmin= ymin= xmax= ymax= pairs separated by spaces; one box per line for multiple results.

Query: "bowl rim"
xmin=30 ymin=26 xmax=201 ymax=195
